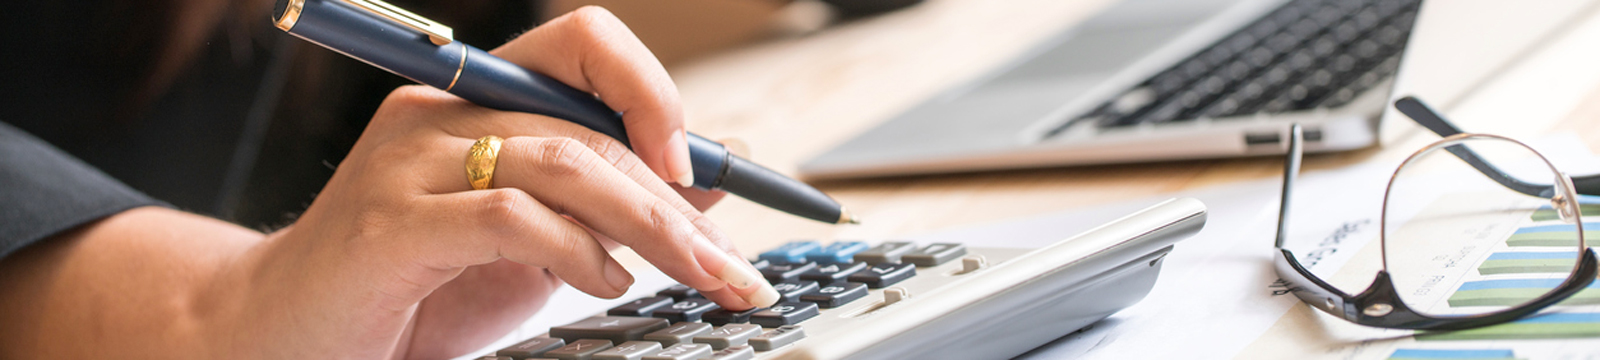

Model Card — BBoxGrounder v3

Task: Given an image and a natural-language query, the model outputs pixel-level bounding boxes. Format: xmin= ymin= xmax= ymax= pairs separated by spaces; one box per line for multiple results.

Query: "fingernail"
xmin=603 ymin=258 xmax=634 ymax=292
xmin=745 ymin=283 xmax=780 ymax=308
xmin=666 ymin=131 xmax=695 ymax=187
xmin=695 ymin=233 xmax=763 ymax=289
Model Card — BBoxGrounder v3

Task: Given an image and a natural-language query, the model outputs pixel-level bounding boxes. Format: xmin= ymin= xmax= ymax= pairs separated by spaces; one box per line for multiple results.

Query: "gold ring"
xmin=466 ymin=135 xmax=503 ymax=190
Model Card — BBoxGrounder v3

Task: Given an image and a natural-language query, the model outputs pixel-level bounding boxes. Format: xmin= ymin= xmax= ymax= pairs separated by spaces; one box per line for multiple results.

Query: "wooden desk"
xmin=640 ymin=0 xmax=1600 ymax=258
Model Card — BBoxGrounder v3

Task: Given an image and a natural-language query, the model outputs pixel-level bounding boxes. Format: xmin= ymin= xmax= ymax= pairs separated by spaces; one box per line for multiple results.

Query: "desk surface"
xmin=648 ymin=0 xmax=1600 ymax=253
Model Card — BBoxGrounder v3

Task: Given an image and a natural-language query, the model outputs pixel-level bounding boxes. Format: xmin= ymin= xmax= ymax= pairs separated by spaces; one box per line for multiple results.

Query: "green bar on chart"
xmin=1417 ymin=313 xmax=1600 ymax=341
xmin=1447 ymin=279 xmax=1598 ymax=307
xmin=1478 ymin=252 xmax=1581 ymax=275
xmin=1530 ymin=203 xmax=1600 ymax=221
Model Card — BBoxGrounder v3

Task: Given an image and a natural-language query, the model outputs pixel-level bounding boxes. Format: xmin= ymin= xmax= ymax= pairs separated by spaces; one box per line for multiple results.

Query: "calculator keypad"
xmin=497 ymin=240 xmax=965 ymax=359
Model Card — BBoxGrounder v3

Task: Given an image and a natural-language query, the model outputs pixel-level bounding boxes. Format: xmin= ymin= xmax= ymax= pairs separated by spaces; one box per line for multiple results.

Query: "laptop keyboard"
xmin=1045 ymin=0 xmax=1420 ymax=137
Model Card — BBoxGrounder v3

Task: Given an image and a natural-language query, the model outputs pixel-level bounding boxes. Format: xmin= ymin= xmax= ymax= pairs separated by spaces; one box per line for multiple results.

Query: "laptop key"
xmin=800 ymin=282 xmax=868 ymax=308
xmin=642 ymin=322 xmax=713 ymax=346
xmin=750 ymin=302 xmax=820 ymax=328
xmin=848 ymin=263 xmax=916 ymax=288
xmin=550 ymin=317 xmax=669 ymax=345
xmin=749 ymin=325 xmax=806 ymax=351
xmin=592 ymin=341 xmax=663 ymax=360
xmin=545 ymin=339 xmax=614 ymax=360
xmin=652 ymin=299 xmax=721 ymax=323
xmin=903 ymin=243 xmax=967 ymax=267
xmin=498 ymin=336 xmax=566 ymax=359
xmin=608 ymin=296 xmax=674 ymax=317
xmin=692 ymin=324 xmax=763 ymax=350
xmin=642 ymin=343 xmax=713 ymax=360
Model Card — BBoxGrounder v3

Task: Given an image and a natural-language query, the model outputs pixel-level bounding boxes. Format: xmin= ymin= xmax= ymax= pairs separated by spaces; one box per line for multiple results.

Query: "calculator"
xmin=477 ymin=198 xmax=1205 ymax=360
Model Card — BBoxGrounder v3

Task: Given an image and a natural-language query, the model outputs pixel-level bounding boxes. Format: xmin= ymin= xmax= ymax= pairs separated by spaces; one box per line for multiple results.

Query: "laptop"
xmin=799 ymin=0 xmax=1600 ymax=180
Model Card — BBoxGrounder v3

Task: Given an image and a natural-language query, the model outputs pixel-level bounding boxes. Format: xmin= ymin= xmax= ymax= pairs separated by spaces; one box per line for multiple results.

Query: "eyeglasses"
xmin=1273 ymin=99 xmax=1598 ymax=331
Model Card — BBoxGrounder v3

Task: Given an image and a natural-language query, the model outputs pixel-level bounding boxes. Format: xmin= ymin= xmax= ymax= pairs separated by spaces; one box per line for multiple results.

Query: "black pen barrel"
xmin=717 ymin=156 xmax=847 ymax=224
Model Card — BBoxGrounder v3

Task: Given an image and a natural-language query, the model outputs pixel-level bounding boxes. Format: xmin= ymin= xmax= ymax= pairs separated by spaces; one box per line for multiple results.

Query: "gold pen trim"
xmin=444 ymin=42 xmax=467 ymax=91
xmin=274 ymin=0 xmax=304 ymax=31
xmin=340 ymin=0 xmax=454 ymax=45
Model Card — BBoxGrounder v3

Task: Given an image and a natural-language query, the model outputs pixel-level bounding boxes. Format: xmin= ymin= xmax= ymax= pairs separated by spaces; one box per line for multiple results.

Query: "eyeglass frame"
xmin=1273 ymin=123 xmax=1598 ymax=331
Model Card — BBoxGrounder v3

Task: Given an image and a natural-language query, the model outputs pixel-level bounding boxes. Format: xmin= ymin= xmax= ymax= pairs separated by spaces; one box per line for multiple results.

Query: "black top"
xmin=0 ymin=121 xmax=166 ymax=260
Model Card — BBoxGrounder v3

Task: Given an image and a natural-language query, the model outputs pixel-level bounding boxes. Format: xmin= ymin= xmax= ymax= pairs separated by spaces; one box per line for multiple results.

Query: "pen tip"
xmin=839 ymin=207 xmax=861 ymax=225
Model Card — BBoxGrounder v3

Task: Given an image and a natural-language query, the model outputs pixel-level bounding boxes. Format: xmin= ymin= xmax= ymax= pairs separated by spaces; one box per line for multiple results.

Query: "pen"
xmin=272 ymin=0 xmax=858 ymax=224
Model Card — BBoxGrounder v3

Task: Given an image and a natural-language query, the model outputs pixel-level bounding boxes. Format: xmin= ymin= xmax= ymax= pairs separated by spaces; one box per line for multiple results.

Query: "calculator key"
xmin=847 ymin=263 xmax=916 ymax=288
xmin=805 ymin=241 xmax=870 ymax=264
xmin=799 ymin=282 xmax=868 ymax=308
xmin=759 ymin=262 xmax=817 ymax=283
xmin=477 ymin=356 xmax=514 ymax=360
xmin=498 ymin=336 xmax=566 ymax=359
xmin=799 ymin=261 xmax=867 ymax=283
xmin=702 ymin=307 xmax=762 ymax=326
xmin=593 ymin=341 xmax=663 ymax=360
xmin=903 ymin=243 xmax=967 ymax=267
xmin=651 ymin=299 xmax=721 ymax=323
xmin=757 ymin=241 xmax=821 ymax=264
xmin=642 ymin=343 xmax=713 ymax=360
xmin=710 ymin=345 xmax=755 ymax=360
xmin=852 ymin=241 xmax=916 ymax=264
xmin=642 ymin=322 xmax=712 ymax=346
xmin=545 ymin=339 xmax=613 ymax=360
xmin=655 ymin=285 xmax=702 ymax=302
xmin=750 ymin=302 xmax=819 ymax=328
xmin=749 ymin=325 xmax=806 ymax=351
xmin=608 ymin=296 xmax=674 ymax=317
xmin=771 ymin=281 xmax=820 ymax=303
xmin=692 ymin=324 xmax=763 ymax=350
xmin=550 ymin=317 xmax=669 ymax=344
xmin=748 ymin=258 xmax=771 ymax=271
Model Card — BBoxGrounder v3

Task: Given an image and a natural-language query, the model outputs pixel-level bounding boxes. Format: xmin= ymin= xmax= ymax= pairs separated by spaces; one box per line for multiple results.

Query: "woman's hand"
xmin=226 ymin=7 xmax=775 ymax=359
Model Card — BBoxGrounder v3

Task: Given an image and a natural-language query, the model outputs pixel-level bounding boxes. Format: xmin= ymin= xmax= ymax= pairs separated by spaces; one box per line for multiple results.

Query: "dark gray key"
xmin=759 ymin=262 xmax=817 ymax=283
xmin=702 ymin=307 xmax=762 ymax=326
xmin=851 ymin=242 xmax=915 ymax=264
xmin=748 ymin=258 xmax=771 ymax=271
xmin=710 ymin=345 xmax=754 ymax=360
xmin=655 ymin=285 xmax=701 ymax=301
xmin=642 ymin=343 xmax=713 ymax=360
xmin=750 ymin=302 xmax=819 ymax=328
xmin=749 ymin=325 xmax=806 ymax=351
xmin=550 ymin=317 xmax=669 ymax=344
xmin=799 ymin=261 xmax=867 ymax=283
xmin=545 ymin=339 xmax=614 ymax=360
xmin=903 ymin=243 xmax=967 ymax=267
xmin=771 ymin=281 xmax=819 ymax=303
xmin=641 ymin=322 xmax=712 ymax=346
xmin=847 ymin=262 xmax=916 ymax=288
xmin=799 ymin=282 xmax=868 ymax=308
xmin=608 ymin=296 xmax=675 ymax=317
xmin=592 ymin=341 xmax=663 ymax=360
xmin=691 ymin=324 xmax=762 ymax=350
xmin=477 ymin=357 xmax=514 ymax=360
xmin=498 ymin=337 xmax=566 ymax=359
xmin=651 ymin=298 xmax=720 ymax=323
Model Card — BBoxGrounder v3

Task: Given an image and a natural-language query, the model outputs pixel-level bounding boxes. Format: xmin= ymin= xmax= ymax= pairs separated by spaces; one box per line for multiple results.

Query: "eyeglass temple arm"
xmin=1394 ymin=96 xmax=1600 ymax=196
xmin=1276 ymin=124 xmax=1304 ymax=248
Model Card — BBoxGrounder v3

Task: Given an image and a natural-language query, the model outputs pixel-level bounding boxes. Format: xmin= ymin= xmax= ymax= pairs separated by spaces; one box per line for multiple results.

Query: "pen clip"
xmin=340 ymin=0 xmax=454 ymax=45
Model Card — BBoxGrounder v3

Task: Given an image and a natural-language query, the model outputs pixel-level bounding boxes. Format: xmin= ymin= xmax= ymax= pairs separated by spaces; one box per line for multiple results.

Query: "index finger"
xmin=489 ymin=6 xmax=694 ymax=189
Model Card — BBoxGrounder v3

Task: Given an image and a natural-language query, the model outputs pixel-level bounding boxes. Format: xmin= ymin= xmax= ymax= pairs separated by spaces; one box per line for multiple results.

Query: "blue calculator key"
xmin=757 ymin=241 xmax=821 ymax=264
xmin=805 ymin=241 xmax=870 ymax=264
